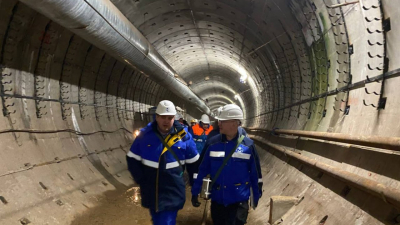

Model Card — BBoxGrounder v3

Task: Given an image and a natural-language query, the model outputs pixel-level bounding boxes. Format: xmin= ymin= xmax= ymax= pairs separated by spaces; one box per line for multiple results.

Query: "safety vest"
xmin=191 ymin=123 xmax=213 ymax=153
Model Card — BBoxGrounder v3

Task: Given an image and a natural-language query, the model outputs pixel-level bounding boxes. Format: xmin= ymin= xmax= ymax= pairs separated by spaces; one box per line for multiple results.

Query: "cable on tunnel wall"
xmin=0 ymin=127 xmax=132 ymax=136
xmin=0 ymin=145 xmax=130 ymax=178
xmin=248 ymin=0 xmax=359 ymax=128
xmin=248 ymin=67 xmax=400 ymax=119
xmin=0 ymin=92 xmax=136 ymax=112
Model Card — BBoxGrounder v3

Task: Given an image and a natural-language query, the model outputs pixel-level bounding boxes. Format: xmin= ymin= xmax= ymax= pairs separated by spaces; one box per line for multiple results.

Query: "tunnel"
xmin=0 ymin=0 xmax=399 ymax=224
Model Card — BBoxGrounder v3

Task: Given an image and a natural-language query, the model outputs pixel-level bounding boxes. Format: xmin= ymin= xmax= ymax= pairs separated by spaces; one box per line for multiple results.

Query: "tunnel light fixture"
xmin=205 ymin=76 xmax=210 ymax=81
xmin=237 ymin=65 xmax=248 ymax=83
xmin=234 ymin=94 xmax=239 ymax=100
xmin=240 ymin=75 xmax=247 ymax=83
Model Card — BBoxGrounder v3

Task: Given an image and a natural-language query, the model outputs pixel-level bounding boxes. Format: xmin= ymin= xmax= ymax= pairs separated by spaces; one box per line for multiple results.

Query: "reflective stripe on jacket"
xmin=192 ymin=131 xmax=262 ymax=206
xmin=127 ymin=121 xmax=199 ymax=212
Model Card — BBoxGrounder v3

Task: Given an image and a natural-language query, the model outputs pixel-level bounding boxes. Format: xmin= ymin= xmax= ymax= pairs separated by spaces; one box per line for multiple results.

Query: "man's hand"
xmin=191 ymin=195 xmax=201 ymax=207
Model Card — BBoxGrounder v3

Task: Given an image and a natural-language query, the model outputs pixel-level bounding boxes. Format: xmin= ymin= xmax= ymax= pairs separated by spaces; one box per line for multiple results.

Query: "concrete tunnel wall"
xmin=0 ymin=0 xmax=400 ymax=224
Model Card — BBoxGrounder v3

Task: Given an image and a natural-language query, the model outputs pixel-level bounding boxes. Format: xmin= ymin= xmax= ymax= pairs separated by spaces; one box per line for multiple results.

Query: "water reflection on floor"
xmin=126 ymin=187 xmax=141 ymax=205
xmin=70 ymin=186 xmax=211 ymax=225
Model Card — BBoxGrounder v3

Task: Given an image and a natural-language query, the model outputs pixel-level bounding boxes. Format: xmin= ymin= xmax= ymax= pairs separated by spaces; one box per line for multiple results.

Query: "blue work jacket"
xmin=192 ymin=131 xmax=262 ymax=206
xmin=192 ymin=127 xmax=255 ymax=184
xmin=127 ymin=121 xmax=199 ymax=212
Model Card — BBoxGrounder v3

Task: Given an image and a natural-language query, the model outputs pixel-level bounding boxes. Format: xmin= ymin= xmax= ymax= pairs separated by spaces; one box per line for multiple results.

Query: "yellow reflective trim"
xmin=160 ymin=130 xmax=186 ymax=155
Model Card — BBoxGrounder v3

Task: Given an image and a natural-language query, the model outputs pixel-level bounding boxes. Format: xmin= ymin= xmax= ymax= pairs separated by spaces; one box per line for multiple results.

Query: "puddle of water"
xmin=126 ymin=187 xmax=141 ymax=205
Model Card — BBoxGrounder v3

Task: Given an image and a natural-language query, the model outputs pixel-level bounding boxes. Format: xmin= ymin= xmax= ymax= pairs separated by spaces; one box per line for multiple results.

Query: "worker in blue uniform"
xmin=126 ymin=100 xmax=200 ymax=225
xmin=191 ymin=104 xmax=263 ymax=225
xmin=193 ymin=105 xmax=257 ymax=188
xmin=189 ymin=114 xmax=213 ymax=185
xmin=188 ymin=119 xmax=197 ymax=135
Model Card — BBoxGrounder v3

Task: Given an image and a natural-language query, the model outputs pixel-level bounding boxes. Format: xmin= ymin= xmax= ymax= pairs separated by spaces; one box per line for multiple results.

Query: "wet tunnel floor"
xmin=70 ymin=186 xmax=212 ymax=225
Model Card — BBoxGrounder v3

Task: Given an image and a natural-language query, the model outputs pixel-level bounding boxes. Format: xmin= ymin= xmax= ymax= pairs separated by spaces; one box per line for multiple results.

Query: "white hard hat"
xmin=218 ymin=104 xmax=243 ymax=121
xmin=200 ymin=114 xmax=210 ymax=124
xmin=155 ymin=100 xmax=177 ymax=115
xmin=215 ymin=106 xmax=223 ymax=119
xmin=176 ymin=113 xmax=183 ymax=120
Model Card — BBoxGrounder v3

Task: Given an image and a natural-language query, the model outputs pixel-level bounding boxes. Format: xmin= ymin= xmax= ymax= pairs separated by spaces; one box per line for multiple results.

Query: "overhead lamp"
xmin=237 ymin=65 xmax=248 ymax=83
xmin=234 ymin=94 xmax=239 ymax=100
xmin=205 ymin=76 xmax=210 ymax=81
xmin=240 ymin=75 xmax=247 ymax=83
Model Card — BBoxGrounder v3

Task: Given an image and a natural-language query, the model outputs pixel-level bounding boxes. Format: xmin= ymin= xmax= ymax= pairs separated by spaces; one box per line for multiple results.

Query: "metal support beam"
xmin=327 ymin=1 xmax=359 ymax=9
xmin=250 ymin=135 xmax=400 ymax=210
xmin=247 ymin=128 xmax=400 ymax=152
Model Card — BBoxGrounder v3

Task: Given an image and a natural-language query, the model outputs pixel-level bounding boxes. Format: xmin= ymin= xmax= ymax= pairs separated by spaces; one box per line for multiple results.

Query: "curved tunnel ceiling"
xmin=111 ymin=0 xmax=308 ymax=124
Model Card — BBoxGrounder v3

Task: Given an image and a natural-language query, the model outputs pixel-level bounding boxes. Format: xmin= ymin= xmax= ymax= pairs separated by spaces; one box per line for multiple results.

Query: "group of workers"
xmin=127 ymin=100 xmax=263 ymax=225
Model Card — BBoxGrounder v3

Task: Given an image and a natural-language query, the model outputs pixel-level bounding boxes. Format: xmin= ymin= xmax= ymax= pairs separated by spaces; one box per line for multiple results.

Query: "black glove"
xmin=191 ymin=195 xmax=201 ymax=207
xmin=258 ymin=182 xmax=263 ymax=198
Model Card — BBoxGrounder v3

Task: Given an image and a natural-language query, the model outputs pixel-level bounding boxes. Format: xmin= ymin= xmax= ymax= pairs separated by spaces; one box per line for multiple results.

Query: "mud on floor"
xmin=70 ymin=186 xmax=212 ymax=225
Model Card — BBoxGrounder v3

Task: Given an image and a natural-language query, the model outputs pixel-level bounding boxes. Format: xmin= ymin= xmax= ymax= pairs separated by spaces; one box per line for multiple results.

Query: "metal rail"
xmin=250 ymin=135 xmax=400 ymax=210
xmin=247 ymin=127 xmax=400 ymax=152
xmin=327 ymin=0 xmax=359 ymax=9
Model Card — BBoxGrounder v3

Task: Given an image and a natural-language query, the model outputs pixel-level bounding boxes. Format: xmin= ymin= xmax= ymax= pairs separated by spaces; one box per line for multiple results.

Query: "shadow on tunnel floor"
xmin=70 ymin=186 xmax=210 ymax=225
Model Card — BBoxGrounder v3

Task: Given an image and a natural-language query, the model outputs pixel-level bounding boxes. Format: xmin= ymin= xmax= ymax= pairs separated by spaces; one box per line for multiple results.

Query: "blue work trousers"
xmin=149 ymin=209 xmax=178 ymax=225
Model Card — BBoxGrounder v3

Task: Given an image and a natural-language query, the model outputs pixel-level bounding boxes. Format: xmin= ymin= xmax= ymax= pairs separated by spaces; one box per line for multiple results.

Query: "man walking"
xmin=127 ymin=100 xmax=200 ymax=225
xmin=190 ymin=119 xmax=198 ymax=127
xmin=191 ymin=104 xmax=263 ymax=225
xmin=189 ymin=114 xmax=213 ymax=185
xmin=191 ymin=114 xmax=213 ymax=154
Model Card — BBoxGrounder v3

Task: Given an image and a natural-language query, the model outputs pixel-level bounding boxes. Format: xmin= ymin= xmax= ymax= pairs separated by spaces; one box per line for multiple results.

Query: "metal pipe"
xmin=250 ymin=135 xmax=400 ymax=210
xmin=247 ymin=128 xmax=400 ymax=152
xmin=327 ymin=0 xmax=359 ymax=9
xmin=20 ymin=0 xmax=210 ymax=114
